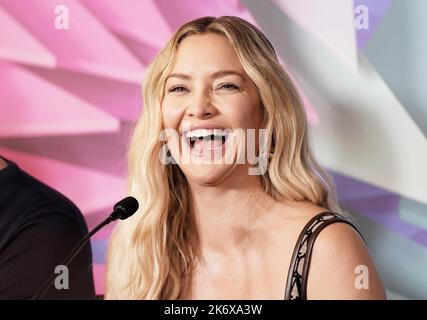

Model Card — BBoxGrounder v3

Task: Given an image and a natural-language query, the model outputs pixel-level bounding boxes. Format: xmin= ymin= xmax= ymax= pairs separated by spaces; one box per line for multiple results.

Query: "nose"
xmin=185 ymin=88 xmax=215 ymax=118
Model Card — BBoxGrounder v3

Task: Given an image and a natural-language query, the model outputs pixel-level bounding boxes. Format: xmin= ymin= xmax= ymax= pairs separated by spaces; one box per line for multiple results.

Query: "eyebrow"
xmin=166 ymin=70 xmax=245 ymax=81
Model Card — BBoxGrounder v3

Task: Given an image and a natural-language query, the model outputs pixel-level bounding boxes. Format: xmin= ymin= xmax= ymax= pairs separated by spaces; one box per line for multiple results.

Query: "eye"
xmin=169 ymin=86 xmax=188 ymax=93
xmin=218 ymin=83 xmax=239 ymax=90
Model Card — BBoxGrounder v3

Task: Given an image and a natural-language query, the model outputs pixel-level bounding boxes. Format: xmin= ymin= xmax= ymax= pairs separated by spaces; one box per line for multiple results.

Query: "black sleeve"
xmin=0 ymin=212 xmax=96 ymax=299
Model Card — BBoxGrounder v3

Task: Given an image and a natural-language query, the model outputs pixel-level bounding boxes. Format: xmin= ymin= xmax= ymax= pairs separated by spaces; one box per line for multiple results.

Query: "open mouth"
xmin=183 ymin=128 xmax=229 ymax=156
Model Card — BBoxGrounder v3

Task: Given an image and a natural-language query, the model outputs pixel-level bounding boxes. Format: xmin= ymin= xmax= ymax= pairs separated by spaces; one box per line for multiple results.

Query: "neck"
xmin=0 ymin=158 xmax=7 ymax=170
xmin=188 ymin=167 xmax=276 ymax=253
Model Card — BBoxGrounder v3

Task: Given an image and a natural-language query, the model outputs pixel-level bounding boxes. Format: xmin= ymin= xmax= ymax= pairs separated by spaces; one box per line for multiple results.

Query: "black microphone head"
xmin=112 ymin=196 xmax=139 ymax=220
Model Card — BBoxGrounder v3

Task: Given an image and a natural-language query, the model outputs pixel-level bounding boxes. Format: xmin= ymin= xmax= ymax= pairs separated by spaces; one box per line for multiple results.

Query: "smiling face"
xmin=161 ymin=33 xmax=264 ymax=186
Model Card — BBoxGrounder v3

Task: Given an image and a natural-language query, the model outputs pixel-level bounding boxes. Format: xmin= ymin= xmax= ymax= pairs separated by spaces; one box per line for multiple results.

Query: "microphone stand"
xmin=32 ymin=196 xmax=138 ymax=299
xmin=32 ymin=215 xmax=114 ymax=300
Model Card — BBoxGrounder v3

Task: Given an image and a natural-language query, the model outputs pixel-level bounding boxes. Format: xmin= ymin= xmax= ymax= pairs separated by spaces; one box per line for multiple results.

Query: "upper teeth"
xmin=185 ymin=129 xmax=228 ymax=139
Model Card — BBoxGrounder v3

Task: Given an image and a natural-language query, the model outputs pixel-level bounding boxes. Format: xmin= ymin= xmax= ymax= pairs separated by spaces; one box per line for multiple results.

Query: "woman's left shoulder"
xmin=270 ymin=201 xmax=386 ymax=299
xmin=270 ymin=201 xmax=332 ymax=229
xmin=307 ymin=214 xmax=387 ymax=299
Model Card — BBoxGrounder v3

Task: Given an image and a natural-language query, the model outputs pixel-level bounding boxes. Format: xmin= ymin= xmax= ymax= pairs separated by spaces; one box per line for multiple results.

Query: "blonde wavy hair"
xmin=105 ymin=16 xmax=342 ymax=299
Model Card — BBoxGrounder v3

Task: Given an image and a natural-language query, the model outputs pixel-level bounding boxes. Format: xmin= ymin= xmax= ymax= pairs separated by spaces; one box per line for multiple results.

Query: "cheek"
xmin=161 ymin=103 xmax=181 ymax=161
xmin=222 ymin=99 xmax=263 ymax=129
xmin=161 ymin=101 xmax=182 ymax=129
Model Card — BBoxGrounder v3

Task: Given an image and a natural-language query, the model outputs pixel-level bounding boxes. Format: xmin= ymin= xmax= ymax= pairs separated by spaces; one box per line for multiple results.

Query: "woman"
xmin=106 ymin=16 xmax=385 ymax=300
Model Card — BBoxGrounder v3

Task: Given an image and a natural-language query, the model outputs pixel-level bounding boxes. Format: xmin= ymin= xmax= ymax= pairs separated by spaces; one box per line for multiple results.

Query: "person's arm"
xmin=0 ymin=213 xmax=95 ymax=299
xmin=306 ymin=222 xmax=386 ymax=299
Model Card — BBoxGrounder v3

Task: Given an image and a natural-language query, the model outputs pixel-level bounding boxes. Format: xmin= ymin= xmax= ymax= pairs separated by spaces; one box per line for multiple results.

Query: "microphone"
xmin=32 ymin=196 xmax=139 ymax=299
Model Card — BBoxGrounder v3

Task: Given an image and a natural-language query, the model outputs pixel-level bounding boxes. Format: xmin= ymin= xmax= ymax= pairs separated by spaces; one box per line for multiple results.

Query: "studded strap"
xmin=283 ymin=212 xmax=364 ymax=300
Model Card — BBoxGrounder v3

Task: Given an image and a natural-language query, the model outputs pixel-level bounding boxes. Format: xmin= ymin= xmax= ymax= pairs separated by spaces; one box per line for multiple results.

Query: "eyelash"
xmin=168 ymin=83 xmax=239 ymax=93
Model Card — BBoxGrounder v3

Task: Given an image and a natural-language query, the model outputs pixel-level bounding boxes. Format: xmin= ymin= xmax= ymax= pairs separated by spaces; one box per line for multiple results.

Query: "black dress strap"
xmin=283 ymin=211 xmax=365 ymax=300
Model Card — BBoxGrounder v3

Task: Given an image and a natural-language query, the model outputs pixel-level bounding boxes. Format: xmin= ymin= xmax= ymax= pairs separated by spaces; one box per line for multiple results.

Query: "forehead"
xmin=171 ymin=33 xmax=243 ymax=74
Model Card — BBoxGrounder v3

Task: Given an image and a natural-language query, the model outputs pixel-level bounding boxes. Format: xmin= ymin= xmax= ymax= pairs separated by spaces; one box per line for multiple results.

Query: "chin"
xmin=181 ymin=163 xmax=236 ymax=186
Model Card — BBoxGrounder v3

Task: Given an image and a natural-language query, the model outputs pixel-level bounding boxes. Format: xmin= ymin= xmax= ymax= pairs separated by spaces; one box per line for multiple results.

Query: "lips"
xmin=192 ymin=135 xmax=227 ymax=156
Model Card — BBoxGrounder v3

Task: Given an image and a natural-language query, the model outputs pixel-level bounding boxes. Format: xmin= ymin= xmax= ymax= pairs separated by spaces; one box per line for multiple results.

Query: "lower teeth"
xmin=189 ymin=136 xmax=227 ymax=149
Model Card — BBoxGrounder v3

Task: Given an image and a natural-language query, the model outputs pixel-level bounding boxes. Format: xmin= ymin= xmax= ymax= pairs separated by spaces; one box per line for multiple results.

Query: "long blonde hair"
xmin=105 ymin=16 xmax=341 ymax=299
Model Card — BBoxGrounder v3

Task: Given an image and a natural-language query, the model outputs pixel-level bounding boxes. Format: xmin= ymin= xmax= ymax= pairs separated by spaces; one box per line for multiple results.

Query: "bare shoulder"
xmin=259 ymin=200 xmax=333 ymax=246
xmin=268 ymin=200 xmax=330 ymax=229
xmin=307 ymin=222 xmax=386 ymax=299
xmin=264 ymin=200 xmax=386 ymax=299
